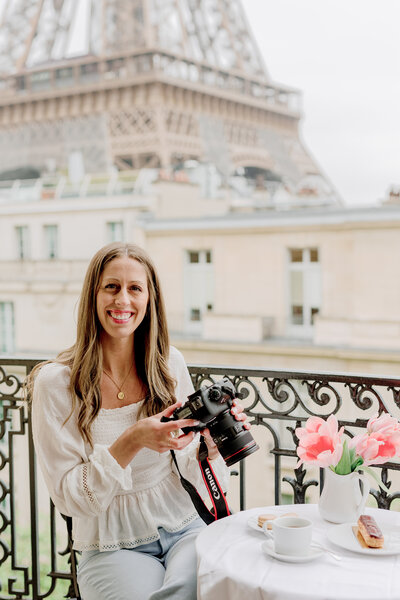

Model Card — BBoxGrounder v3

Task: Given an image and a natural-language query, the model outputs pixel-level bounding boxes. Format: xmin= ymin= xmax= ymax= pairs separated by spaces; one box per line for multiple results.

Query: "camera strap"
xmin=170 ymin=437 xmax=231 ymax=525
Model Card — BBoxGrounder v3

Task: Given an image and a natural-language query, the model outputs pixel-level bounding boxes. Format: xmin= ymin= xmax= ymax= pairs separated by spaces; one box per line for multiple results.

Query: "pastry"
xmin=257 ymin=511 xmax=298 ymax=529
xmin=352 ymin=525 xmax=369 ymax=548
xmin=357 ymin=514 xmax=384 ymax=548
xmin=257 ymin=513 xmax=276 ymax=529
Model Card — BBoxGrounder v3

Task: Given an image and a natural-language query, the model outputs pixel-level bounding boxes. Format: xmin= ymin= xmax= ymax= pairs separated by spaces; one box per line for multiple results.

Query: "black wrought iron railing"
xmin=1 ymin=357 xmax=400 ymax=599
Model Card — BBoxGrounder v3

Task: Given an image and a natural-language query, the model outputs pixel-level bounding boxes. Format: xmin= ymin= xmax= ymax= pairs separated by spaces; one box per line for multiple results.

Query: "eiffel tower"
xmin=0 ymin=0 xmax=335 ymax=198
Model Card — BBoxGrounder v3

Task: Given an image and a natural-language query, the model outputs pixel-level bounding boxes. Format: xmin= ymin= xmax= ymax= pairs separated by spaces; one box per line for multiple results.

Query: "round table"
xmin=196 ymin=503 xmax=400 ymax=600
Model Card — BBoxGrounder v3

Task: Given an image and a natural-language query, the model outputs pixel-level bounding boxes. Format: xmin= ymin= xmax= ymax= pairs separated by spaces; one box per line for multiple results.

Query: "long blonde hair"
xmin=27 ymin=242 xmax=176 ymax=445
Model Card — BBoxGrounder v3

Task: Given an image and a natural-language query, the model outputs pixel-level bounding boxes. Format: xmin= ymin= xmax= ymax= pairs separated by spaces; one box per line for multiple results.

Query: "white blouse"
xmin=32 ymin=346 xmax=229 ymax=551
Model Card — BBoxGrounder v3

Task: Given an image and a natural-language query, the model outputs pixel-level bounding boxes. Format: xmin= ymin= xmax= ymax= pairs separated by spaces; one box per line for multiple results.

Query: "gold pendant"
xmin=117 ymin=391 xmax=125 ymax=400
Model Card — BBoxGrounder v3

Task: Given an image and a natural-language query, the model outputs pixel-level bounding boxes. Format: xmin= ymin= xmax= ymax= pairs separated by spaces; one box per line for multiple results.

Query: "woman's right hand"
xmin=109 ymin=402 xmax=200 ymax=467
xmin=135 ymin=402 xmax=200 ymax=453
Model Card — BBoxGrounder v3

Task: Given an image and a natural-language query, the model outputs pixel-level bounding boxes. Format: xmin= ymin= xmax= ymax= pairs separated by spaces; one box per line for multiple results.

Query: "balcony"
xmin=1 ymin=357 xmax=400 ymax=599
xmin=0 ymin=51 xmax=300 ymax=115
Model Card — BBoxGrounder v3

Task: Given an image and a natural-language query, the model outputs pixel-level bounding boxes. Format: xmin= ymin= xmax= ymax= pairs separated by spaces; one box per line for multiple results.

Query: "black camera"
xmin=163 ymin=377 xmax=259 ymax=466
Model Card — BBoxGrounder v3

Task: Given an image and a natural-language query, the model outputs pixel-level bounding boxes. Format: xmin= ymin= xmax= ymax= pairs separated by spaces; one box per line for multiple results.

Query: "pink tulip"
xmin=366 ymin=413 xmax=400 ymax=436
xmin=296 ymin=415 xmax=344 ymax=468
xmin=351 ymin=413 xmax=400 ymax=466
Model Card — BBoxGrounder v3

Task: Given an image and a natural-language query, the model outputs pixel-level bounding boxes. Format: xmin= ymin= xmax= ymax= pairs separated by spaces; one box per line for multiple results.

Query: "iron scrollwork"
xmin=302 ymin=379 xmax=341 ymax=415
xmin=264 ymin=377 xmax=301 ymax=414
xmin=0 ymin=361 xmax=79 ymax=600
xmin=346 ymin=382 xmax=387 ymax=414
xmin=2 ymin=359 xmax=400 ymax=598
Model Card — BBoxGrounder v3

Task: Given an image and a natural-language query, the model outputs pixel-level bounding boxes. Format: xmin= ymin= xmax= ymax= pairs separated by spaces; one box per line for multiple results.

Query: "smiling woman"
xmin=25 ymin=242 xmax=249 ymax=600
xmin=97 ymin=258 xmax=148 ymax=334
xmin=96 ymin=255 xmax=150 ymax=408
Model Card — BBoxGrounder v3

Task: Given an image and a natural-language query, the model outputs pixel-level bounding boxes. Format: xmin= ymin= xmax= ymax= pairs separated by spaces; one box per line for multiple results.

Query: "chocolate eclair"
xmin=357 ymin=515 xmax=384 ymax=548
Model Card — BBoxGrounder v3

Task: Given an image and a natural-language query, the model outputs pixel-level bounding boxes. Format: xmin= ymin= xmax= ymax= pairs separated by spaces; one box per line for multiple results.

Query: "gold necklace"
xmin=103 ymin=364 xmax=133 ymax=401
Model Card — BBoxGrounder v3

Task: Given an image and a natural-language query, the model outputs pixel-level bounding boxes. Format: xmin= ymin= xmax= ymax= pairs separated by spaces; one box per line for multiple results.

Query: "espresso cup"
xmin=263 ymin=516 xmax=312 ymax=556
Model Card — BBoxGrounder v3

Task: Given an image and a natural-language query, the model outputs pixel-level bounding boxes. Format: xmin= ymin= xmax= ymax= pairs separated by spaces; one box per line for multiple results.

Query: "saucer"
xmin=261 ymin=540 xmax=324 ymax=563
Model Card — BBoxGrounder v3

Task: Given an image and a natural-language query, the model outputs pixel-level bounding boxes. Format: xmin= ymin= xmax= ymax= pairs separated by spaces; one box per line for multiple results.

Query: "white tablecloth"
xmin=196 ymin=504 xmax=400 ymax=600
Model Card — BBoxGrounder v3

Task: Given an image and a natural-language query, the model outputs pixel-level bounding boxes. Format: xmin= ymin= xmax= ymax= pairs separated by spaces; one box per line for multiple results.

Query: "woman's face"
xmin=96 ymin=256 xmax=150 ymax=342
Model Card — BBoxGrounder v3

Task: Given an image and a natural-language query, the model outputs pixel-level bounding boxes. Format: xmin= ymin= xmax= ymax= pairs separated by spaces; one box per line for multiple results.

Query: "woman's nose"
xmin=115 ymin=288 xmax=129 ymax=305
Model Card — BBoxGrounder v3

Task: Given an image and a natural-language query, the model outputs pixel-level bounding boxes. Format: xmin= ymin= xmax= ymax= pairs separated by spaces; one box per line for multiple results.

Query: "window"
xmin=184 ymin=250 xmax=214 ymax=333
xmin=15 ymin=226 xmax=30 ymax=259
xmin=79 ymin=62 xmax=99 ymax=83
xmin=105 ymin=58 xmax=125 ymax=78
xmin=107 ymin=221 xmax=124 ymax=242
xmin=30 ymin=70 xmax=51 ymax=91
xmin=0 ymin=302 xmax=15 ymax=353
xmin=188 ymin=251 xmax=199 ymax=264
xmin=80 ymin=63 xmax=99 ymax=76
xmin=288 ymin=247 xmax=321 ymax=335
xmin=55 ymin=67 xmax=74 ymax=87
xmin=289 ymin=249 xmax=303 ymax=263
xmin=190 ymin=308 xmax=201 ymax=322
xmin=43 ymin=225 xmax=58 ymax=259
xmin=16 ymin=75 xmax=26 ymax=92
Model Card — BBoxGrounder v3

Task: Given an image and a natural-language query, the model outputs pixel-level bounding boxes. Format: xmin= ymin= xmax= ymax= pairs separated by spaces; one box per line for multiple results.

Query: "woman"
xmin=29 ymin=242 xmax=248 ymax=600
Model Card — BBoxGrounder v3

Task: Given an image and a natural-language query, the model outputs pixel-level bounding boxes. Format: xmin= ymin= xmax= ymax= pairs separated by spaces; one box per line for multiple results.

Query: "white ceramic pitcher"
xmin=318 ymin=467 xmax=370 ymax=523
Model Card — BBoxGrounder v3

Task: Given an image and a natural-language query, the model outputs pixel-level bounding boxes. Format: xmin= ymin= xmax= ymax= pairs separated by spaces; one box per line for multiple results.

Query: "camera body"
xmin=164 ymin=377 xmax=259 ymax=466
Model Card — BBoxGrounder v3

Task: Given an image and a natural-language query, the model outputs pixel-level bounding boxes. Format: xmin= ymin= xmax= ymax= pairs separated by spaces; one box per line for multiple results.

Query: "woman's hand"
xmin=136 ymin=402 xmax=200 ymax=453
xmin=109 ymin=402 xmax=200 ymax=467
xmin=201 ymin=400 xmax=251 ymax=461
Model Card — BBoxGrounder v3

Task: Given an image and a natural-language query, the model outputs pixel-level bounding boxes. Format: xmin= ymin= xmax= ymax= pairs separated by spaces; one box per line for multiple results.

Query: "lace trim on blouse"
xmin=82 ymin=464 xmax=102 ymax=514
xmin=75 ymin=513 xmax=199 ymax=552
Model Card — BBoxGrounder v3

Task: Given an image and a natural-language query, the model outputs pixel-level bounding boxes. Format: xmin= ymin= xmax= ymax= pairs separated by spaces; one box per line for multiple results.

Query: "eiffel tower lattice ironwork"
xmin=0 ymin=0 xmax=335 ymax=199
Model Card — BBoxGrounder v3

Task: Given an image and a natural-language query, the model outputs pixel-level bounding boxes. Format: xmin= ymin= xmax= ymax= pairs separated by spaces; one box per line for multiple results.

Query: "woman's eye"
xmin=105 ymin=283 xmax=117 ymax=289
xmin=131 ymin=285 xmax=142 ymax=292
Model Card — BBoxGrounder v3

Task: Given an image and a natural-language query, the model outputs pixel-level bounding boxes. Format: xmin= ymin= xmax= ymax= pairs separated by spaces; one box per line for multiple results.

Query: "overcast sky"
xmin=242 ymin=0 xmax=400 ymax=206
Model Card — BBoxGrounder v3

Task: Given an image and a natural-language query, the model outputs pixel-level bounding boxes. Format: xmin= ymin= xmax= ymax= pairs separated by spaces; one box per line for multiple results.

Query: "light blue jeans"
xmin=77 ymin=518 xmax=205 ymax=600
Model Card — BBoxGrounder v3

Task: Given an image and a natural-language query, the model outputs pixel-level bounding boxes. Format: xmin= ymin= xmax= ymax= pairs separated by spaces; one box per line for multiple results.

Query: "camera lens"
xmin=208 ymin=388 xmax=222 ymax=402
xmin=208 ymin=411 xmax=259 ymax=466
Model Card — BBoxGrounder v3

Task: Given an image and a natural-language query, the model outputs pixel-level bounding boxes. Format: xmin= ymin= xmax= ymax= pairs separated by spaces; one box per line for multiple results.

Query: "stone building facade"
xmin=1 ymin=176 xmax=399 ymax=377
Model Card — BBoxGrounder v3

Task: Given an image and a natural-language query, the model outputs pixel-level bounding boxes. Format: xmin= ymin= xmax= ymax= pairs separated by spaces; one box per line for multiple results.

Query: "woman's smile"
xmin=107 ymin=310 xmax=134 ymax=323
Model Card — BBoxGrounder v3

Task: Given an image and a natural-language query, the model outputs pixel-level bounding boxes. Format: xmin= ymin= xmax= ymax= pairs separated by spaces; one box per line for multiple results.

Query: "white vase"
xmin=318 ymin=467 xmax=370 ymax=524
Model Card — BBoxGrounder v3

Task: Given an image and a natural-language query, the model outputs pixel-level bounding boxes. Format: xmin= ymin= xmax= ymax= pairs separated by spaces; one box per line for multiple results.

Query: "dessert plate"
xmin=261 ymin=540 xmax=323 ymax=563
xmin=327 ymin=523 xmax=400 ymax=556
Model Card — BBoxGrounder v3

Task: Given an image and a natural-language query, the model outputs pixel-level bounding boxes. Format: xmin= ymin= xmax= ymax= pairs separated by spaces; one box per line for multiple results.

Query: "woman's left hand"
xmin=201 ymin=400 xmax=251 ymax=461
